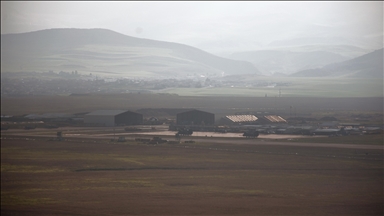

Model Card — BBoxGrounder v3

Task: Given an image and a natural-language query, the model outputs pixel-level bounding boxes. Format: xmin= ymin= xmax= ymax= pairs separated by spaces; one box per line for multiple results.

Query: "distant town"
xmin=1 ymin=71 xmax=290 ymax=95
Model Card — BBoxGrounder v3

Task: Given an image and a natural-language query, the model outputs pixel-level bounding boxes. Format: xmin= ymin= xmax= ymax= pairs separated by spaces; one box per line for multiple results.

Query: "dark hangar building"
xmin=176 ymin=109 xmax=215 ymax=125
xmin=84 ymin=110 xmax=143 ymax=127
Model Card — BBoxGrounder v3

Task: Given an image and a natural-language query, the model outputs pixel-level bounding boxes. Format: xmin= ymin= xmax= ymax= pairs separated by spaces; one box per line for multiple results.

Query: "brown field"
xmin=1 ymin=136 xmax=383 ymax=216
xmin=1 ymin=93 xmax=383 ymax=215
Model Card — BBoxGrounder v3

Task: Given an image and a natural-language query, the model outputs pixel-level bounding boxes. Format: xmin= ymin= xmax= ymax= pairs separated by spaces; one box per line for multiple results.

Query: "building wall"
xmin=115 ymin=112 xmax=143 ymax=125
xmin=84 ymin=115 xmax=115 ymax=126
xmin=219 ymin=118 xmax=258 ymax=126
xmin=84 ymin=111 xmax=143 ymax=127
xmin=176 ymin=110 xmax=214 ymax=125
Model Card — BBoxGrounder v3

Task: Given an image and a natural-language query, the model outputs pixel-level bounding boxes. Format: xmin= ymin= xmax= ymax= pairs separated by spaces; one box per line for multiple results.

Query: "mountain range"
xmin=225 ymin=44 xmax=380 ymax=76
xmin=1 ymin=28 xmax=382 ymax=79
xmin=227 ymin=50 xmax=349 ymax=75
xmin=290 ymin=48 xmax=383 ymax=78
xmin=1 ymin=28 xmax=260 ymax=78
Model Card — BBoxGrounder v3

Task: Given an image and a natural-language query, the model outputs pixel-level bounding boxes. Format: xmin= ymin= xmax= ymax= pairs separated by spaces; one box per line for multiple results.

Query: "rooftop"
xmin=225 ymin=115 xmax=258 ymax=123
xmin=264 ymin=115 xmax=287 ymax=123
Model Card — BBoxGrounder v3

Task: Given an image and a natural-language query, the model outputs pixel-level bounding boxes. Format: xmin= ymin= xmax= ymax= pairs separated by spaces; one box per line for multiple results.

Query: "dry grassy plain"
xmin=1 ymin=93 xmax=383 ymax=215
xmin=1 ymin=94 xmax=383 ymax=120
xmin=1 ymin=136 xmax=383 ymax=216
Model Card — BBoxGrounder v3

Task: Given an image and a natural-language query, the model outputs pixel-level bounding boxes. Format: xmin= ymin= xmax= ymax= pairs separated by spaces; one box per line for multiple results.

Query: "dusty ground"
xmin=1 ymin=135 xmax=383 ymax=216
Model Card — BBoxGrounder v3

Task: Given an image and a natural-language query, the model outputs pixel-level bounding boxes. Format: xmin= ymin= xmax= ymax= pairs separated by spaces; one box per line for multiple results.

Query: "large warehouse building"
xmin=176 ymin=109 xmax=215 ymax=125
xmin=84 ymin=110 xmax=143 ymax=127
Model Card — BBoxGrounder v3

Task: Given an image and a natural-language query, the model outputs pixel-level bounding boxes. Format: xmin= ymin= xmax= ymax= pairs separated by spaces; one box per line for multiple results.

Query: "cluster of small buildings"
xmin=81 ymin=109 xmax=382 ymax=136
xmin=82 ymin=109 xmax=287 ymax=128
xmin=4 ymin=108 xmax=381 ymax=136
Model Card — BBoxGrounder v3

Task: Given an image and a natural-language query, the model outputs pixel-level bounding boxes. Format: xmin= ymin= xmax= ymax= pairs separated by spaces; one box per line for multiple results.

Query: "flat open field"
xmin=154 ymin=77 xmax=384 ymax=98
xmin=1 ymin=135 xmax=383 ymax=216
xmin=1 ymin=94 xmax=383 ymax=118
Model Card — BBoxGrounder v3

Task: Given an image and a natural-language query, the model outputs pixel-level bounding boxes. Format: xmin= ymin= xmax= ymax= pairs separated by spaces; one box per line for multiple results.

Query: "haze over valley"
xmin=1 ymin=3 xmax=383 ymax=216
xmin=1 ymin=28 xmax=382 ymax=78
xmin=1 ymin=27 xmax=382 ymax=97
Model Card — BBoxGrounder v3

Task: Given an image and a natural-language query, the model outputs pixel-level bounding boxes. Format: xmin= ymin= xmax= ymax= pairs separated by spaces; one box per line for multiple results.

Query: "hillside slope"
xmin=291 ymin=48 xmax=383 ymax=78
xmin=1 ymin=28 xmax=260 ymax=78
xmin=227 ymin=49 xmax=349 ymax=75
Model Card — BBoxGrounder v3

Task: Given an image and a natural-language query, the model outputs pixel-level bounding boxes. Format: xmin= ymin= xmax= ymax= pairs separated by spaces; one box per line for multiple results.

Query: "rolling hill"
xmin=1 ymin=28 xmax=260 ymax=78
xmin=227 ymin=49 xmax=350 ymax=75
xmin=291 ymin=48 xmax=383 ymax=78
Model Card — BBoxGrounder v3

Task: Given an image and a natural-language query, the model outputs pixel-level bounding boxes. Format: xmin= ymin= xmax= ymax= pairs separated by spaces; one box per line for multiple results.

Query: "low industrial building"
xmin=313 ymin=128 xmax=343 ymax=136
xmin=84 ymin=110 xmax=143 ymax=127
xmin=339 ymin=123 xmax=362 ymax=129
xmin=320 ymin=121 xmax=339 ymax=129
xmin=176 ymin=109 xmax=215 ymax=125
xmin=264 ymin=115 xmax=287 ymax=123
xmin=283 ymin=126 xmax=315 ymax=135
xmin=257 ymin=115 xmax=287 ymax=124
xmin=220 ymin=115 xmax=258 ymax=125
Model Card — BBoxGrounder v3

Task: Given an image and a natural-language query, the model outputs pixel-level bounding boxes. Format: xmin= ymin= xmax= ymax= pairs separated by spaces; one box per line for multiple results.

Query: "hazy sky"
xmin=1 ymin=1 xmax=383 ymax=53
